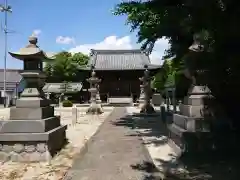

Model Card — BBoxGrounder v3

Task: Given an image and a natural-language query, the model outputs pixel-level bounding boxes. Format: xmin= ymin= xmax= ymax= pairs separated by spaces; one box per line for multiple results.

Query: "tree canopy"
xmin=44 ymin=51 xmax=89 ymax=82
xmin=114 ymin=0 xmax=240 ymax=122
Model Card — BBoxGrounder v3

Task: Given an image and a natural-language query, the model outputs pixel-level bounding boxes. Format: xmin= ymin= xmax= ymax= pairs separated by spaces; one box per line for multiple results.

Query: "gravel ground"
xmin=0 ymin=107 xmax=113 ymax=180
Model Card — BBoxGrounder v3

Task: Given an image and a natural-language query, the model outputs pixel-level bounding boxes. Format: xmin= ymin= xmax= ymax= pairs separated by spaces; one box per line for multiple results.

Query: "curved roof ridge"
xmin=91 ymin=49 xmax=143 ymax=54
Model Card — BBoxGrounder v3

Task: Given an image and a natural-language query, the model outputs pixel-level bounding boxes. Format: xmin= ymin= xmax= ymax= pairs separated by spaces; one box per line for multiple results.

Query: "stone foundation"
xmin=0 ymin=98 xmax=67 ymax=162
xmin=0 ymin=125 xmax=67 ymax=162
xmin=0 ymin=141 xmax=58 ymax=162
xmin=168 ymin=85 xmax=212 ymax=154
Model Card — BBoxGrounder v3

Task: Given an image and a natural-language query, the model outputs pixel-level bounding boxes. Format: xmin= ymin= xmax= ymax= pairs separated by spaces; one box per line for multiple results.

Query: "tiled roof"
xmin=87 ymin=49 xmax=161 ymax=70
xmin=0 ymin=69 xmax=22 ymax=91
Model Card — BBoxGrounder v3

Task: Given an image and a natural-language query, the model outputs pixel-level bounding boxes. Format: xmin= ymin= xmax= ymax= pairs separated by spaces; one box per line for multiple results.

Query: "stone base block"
xmin=173 ymin=114 xmax=203 ymax=131
xmin=86 ymin=103 xmax=103 ymax=114
xmin=0 ymin=125 xmax=67 ymax=162
xmin=184 ymin=95 xmax=204 ymax=106
xmin=168 ymin=124 xmax=199 ymax=154
xmin=10 ymin=106 xmax=54 ymax=120
xmin=152 ymin=93 xmax=163 ymax=106
xmin=0 ymin=116 xmax=60 ymax=133
xmin=140 ymin=103 xmax=155 ymax=114
xmin=179 ymin=104 xmax=203 ymax=117
xmin=168 ymin=123 xmax=212 ymax=155
xmin=16 ymin=98 xmax=50 ymax=108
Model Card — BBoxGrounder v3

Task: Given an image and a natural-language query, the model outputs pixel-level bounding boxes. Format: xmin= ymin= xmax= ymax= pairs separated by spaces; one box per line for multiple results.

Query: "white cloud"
xmin=150 ymin=38 xmax=170 ymax=65
xmin=32 ymin=29 xmax=41 ymax=37
xmin=56 ymin=36 xmax=75 ymax=45
xmin=69 ymin=35 xmax=169 ymax=65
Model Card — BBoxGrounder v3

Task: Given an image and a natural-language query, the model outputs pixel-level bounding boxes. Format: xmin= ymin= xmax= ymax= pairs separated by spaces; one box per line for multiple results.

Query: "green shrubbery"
xmin=62 ymin=100 xmax=73 ymax=107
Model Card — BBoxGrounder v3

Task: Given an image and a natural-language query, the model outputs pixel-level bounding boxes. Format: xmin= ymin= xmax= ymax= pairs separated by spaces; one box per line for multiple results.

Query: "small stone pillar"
xmin=139 ymin=65 xmax=155 ymax=114
xmin=72 ymin=107 xmax=77 ymax=125
xmin=0 ymin=36 xmax=67 ymax=162
xmin=86 ymin=66 xmax=103 ymax=114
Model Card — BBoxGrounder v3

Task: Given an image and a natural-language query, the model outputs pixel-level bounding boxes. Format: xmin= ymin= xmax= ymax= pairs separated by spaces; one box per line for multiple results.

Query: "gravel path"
xmin=64 ymin=107 xmax=160 ymax=180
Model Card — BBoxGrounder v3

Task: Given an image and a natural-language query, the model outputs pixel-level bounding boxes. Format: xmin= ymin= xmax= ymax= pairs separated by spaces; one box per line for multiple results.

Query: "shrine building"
xmin=80 ymin=49 xmax=161 ymax=102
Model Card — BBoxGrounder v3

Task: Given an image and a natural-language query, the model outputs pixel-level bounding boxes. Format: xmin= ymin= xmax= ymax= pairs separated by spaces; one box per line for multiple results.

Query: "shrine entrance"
xmin=109 ymin=78 xmax=131 ymax=97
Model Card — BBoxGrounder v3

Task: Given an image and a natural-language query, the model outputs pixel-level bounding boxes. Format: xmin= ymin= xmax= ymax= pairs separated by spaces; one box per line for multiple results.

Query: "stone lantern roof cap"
xmin=8 ymin=36 xmax=55 ymax=61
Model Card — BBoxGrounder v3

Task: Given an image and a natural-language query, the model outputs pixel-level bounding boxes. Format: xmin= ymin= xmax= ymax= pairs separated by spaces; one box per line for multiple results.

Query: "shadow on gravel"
xmin=113 ymin=112 xmax=240 ymax=180
xmin=112 ymin=113 xmax=169 ymax=147
xmin=131 ymin=161 xmax=162 ymax=180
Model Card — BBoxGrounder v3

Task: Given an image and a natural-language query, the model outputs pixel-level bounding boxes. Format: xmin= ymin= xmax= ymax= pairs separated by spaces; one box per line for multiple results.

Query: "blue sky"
xmin=0 ymin=0 xmax=169 ymax=69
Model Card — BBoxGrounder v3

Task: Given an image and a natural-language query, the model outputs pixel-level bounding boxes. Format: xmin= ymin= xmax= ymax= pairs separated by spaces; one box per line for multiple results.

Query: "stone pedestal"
xmin=0 ymin=72 xmax=67 ymax=162
xmin=152 ymin=93 xmax=163 ymax=106
xmin=168 ymin=85 xmax=212 ymax=154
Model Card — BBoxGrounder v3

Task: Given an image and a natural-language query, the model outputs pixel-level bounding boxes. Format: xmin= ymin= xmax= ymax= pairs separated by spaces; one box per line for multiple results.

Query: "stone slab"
xmin=184 ymin=94 xmax=213 ymax=105
xmin=179 ymin=103 xmax=203 ymax=117
xmin=0 ymin=125 xmax=67 ymax=141
xmin=168 ymin=123 xmax=212 ymax=154
xmin=16 ymin=98 xmax=50 ymax=108
xmin=168 ymin=123 xmax=186 ymax=137
xmin=0 ymin=117 xmax=60 ymax=133
xmin=152 ymin=93 xmax=163 ymax=106
xmin=107 ymin=97 xmax=133 ymax=105
xmin=187 ymin=85 xmax=211 ymax=95
xmin=173 ymin=113 xmax=203 ymax=131
xmin=10 ymin=106 xmax=54 ymax=120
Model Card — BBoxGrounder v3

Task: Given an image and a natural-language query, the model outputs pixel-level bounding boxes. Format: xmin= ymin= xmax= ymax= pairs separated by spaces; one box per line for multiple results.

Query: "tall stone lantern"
xmin=168 ymin=34 xmax=212 ymax=154
xmin=139 ymin=65 xmax=155 ymax=114
xmin=86 ymin=65 xmax=103 ymax=114
xmin=0 ymin=36 xmax=67 ymax=162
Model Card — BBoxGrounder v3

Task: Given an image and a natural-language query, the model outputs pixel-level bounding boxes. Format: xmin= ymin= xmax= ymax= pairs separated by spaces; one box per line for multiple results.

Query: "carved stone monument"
xmin=86 ymin=66 xmax=103 ymax=114
xmin=139 ymin=65 xmax=155 ymax=114
xmin=0 ymin=36 xmax=67 ymax=162
xmin=168 ymin=34 xmax=212 ymax=154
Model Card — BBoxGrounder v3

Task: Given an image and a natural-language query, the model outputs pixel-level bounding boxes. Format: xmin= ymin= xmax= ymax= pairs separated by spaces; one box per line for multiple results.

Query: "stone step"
xmin=107 ymin=97 xmax=133 ymax=106
xmin=9 ymin=106 xmax=54 ymax=120
xmin=179 ymin=103 xmax=203 ymax=118
xmin=0 ymin=125 xmax=67 ymax=141
xmin=0 ymin=116 xmax=60 ymax=133
xmin=173 ymin=113 xmax=208 ymax=132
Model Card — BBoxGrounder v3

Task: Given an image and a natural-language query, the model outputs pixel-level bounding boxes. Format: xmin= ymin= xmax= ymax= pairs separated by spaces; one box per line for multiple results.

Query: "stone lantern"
xmin=0 ymin=36 xmax=67 ymax=162
xmin=86 ymin=65 xmax=103 ymax=114
xmin=139 ymin=65 xmax=155 ymax=114
xmin=168 ymin=34 xmax=212 ymax=154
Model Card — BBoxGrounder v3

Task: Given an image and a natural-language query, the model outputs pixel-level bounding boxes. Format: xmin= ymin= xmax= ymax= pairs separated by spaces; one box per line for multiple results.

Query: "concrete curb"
xmin=136 ymin=130 xmax=165 ymax=180
xmin=62 ymin=108 xmax=115 ymax=180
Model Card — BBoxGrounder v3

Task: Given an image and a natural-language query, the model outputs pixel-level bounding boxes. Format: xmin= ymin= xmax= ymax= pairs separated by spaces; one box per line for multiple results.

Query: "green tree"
xmin=114 ymin=0 xmax=240 ymax=124
xmin=151 ymin=59 xmax=174 ymax=92
xmin=70 ymin=52 xmax=89 ymax=66
xmin=44 ymin=51 xmax=89 ymax=82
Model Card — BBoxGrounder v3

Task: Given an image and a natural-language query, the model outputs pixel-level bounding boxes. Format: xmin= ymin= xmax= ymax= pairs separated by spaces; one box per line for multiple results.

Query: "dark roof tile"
xmin=88 ymin=49 xmax=161 ymax=70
